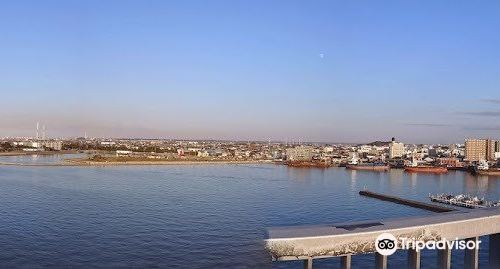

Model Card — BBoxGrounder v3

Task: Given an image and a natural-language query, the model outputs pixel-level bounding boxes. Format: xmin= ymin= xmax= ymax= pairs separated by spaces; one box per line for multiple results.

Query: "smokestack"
xmin=36 ymin=122 xmax=39 ymax=140
xmin=42 ymin=125 xmax=46 ymax=140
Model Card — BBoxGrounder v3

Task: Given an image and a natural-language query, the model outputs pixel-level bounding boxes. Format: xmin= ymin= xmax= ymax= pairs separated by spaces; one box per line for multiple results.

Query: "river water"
xmin=0 ymin=155 xmax=498 ymax=268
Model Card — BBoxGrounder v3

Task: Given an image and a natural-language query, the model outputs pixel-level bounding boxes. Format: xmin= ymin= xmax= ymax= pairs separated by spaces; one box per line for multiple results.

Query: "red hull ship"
xmin=404 ymin=166 xmax=448 ymax=173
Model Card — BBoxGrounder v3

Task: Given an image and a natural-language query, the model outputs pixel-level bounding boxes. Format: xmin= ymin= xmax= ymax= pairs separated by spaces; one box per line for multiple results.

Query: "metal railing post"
xmin=490 ymin=233 xmax=500 ymax=268
xmin=408 ymin=249 xmax=421 ymax=269
xmin=303 ymin=257 xmax=312 ymax=269
xmin=375 ymin=253 xmax=387 ymax=269
xmin=437 ymin=245 xmax=451 ymax=269
xmin=340 ymin=254 xmax=351 ymax=269
xmin=464 ymin=237 xmax=479 ymax=269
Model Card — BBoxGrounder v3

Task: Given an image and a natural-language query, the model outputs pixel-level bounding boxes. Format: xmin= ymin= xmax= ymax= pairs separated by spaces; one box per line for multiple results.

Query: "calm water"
xmin=0 ymin=155 xmax=499 ymax=268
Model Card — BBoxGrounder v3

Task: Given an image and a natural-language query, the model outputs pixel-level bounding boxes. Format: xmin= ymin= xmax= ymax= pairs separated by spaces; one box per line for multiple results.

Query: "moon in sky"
xmin=319 ymin=53 xmax=324 ymax=58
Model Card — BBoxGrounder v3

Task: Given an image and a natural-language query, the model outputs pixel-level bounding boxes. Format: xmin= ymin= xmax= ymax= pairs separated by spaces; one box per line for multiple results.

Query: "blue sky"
xmin=1 ymin=0 xmax=500 ymax=143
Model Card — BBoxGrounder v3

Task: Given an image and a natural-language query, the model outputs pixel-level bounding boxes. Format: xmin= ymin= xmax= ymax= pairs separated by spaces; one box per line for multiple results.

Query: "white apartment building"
xmin=389 ymin=139 xmax=405 ymax=159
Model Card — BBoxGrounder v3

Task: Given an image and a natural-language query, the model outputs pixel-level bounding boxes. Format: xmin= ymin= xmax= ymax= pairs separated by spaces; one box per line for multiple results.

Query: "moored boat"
xmin=429 ymin=193 xmax=500 ymax=208
xmin=474 ymin=160 xmax=500 ymax=176
xmin=404 ymin=166 xmax=448 ymax=173
xmin=404 ymin=157 xmax=448 ymax=173
xmin=286 ymin=161 xmax=331 ymax=168
xmin=476 ymin=169 xmax=500 ymax=176
xmin=346 ymin=163 xmax=390 ymax=171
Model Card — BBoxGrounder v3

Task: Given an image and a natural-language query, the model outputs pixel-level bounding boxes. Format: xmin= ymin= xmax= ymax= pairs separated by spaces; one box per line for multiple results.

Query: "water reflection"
xmin=388 ymin=169 xmax=403 ymax=186
xmin=349 ymin=170 xmax=357 ymax=181
xmin=410 ymin=172 xmax=418 ymax=188
xmin=476 ymin=176 xmax=489 ymax=192
xmin=286 ymin=167 xmax=313 ymax=183
xmin=349 ymin=170 xmax=357 ymax=192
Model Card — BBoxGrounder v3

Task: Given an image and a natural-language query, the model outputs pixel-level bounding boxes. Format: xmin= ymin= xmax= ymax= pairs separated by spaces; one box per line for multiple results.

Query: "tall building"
xmin=487 ymin=139 xmax=497 ymax=161
xmin=389 ymin=137 xmax=404 ymax=159
xmin=465 ymin=139 xmax=499 ymax=161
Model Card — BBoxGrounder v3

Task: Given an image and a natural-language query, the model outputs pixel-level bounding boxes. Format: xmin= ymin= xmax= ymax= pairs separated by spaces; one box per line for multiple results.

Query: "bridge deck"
xmin=266 ymin=207 xmax=500 ymax=260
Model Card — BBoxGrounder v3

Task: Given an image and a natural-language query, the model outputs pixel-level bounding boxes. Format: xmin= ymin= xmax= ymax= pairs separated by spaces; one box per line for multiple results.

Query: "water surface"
xmin=0 ymin=157 xmax=498 ymax=268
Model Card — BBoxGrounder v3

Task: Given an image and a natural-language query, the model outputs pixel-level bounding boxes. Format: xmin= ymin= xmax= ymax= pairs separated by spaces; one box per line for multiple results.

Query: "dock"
xmin=359 ymin=190 xmax=455 ymax=213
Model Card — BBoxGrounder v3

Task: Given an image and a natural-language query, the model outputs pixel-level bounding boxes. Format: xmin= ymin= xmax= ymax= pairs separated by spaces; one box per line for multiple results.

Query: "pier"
xmin=359 ymin=190 xmax=455 ymax=213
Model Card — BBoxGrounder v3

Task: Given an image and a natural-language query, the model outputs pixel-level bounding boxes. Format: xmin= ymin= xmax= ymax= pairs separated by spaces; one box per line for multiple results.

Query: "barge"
xmin=404 ymin=166 xmax=448 ymax=173
xmin=346 ymin=163 xmax=390 ymax=171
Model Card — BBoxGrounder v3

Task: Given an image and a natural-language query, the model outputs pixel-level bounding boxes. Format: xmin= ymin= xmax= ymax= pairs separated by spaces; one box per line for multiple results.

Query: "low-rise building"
xmin=286 ymin=146 xmax=314 ymax=161
xmin=116 ymin=150 xmax=133 ymax=156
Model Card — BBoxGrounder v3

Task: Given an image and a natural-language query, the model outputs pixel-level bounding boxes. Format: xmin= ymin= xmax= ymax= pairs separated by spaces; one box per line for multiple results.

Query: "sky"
xmin=1 ymin=0 xmax=500 ymax=143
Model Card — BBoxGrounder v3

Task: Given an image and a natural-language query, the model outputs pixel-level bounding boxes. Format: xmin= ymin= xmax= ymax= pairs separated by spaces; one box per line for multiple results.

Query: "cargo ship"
xmin=404 ymin=159 xmax=447 ymax=173
xmin=286 ymin=161 xmax=331 ymax=168
xmin=346 ymin=163 xmax=390 ymax=171
xmin=345 ymin=157 xmax=389 ymax=171
xmin=476 ymin=169 xmax=500 ymax=176
xmin=473 ymin=160 xmax=500 ymax=176
xmin=404 ymin=166 xmax=448 ymax=173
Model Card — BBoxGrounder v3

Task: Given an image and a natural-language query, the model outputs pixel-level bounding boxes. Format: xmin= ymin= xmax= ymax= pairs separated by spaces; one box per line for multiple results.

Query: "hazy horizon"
xmin=2 ymin=1 xmax=500 ymax=144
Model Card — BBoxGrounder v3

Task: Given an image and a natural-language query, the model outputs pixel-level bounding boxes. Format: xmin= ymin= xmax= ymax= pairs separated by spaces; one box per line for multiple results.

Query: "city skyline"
xmin=2 ymin=1 xmax=500 ymax=143
xmin=3 ymin=122 xmax=500 ymax=147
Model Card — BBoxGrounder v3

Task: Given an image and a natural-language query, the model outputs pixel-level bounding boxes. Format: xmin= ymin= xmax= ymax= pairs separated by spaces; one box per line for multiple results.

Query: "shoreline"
xmin=0 ymin=160 xmax=499 ymax=177
xmin=0 ymin=158 xmax=275 ymax=167
xmin=65 ymin=159 xmax=274 ymax=166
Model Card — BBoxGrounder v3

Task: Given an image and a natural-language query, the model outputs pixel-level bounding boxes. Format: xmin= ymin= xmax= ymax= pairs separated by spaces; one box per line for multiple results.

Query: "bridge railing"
xmin=265 ymin=207 xmax=500 ymax=269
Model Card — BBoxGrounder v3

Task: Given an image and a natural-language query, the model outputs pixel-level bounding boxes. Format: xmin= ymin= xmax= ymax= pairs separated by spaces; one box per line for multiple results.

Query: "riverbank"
xmin=0 ymin=157 xmax=274 ymax=167
xmin=0 ymin=150 xmax=79 ymax=156
xmin=65 ymin=158 xmax=273 ymax=166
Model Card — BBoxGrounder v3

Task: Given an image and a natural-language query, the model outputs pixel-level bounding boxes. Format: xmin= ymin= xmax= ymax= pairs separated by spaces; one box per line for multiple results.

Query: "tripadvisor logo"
xmin=375 ymin=232 xmax=481 ymax=256
xmin=375 ymin=233 xmax=397 ymax=256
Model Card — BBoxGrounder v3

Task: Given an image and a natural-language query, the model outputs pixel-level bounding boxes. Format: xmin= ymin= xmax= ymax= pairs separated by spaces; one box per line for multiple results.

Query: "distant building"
xmin=197 ymin=150 xmax=209 ymax=158
xmin=389 ymin=138 xmax=404 ymax=159
xmin=40 ymin=140 xmax=62 ymax=151
xmin=465 ymin=139 xmax=486 ymax=161
xmin=428 ymin=148 xmax=438 ymax=157
xmin=116 ymin=150 xmax=133 ymax=156
xmin=465 ymin=139 xmax=499 ymax=161
xmin=286 ymin=146 xmax=314 ymax=161
xmin=437 ymin=157 xmax=461 ymax=167
xmin=323 ymin=146 xmax=334 ymax=153
xmin=18 ymin=140 xmax=62 ymax=151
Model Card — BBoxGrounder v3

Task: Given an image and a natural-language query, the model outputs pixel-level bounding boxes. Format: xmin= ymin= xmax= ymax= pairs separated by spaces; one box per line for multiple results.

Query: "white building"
xmin=389 ymin=138 xmax=405 ymax=159
xmin=197 ymin=151 xmax=209 ymax=157
xmin=116 ymin=150 xmax=133 ymax=156
xmin=323 ymin=146 xmax=334 ymax=153
xmin=17 ymin=140 xmax=62 ymax=151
